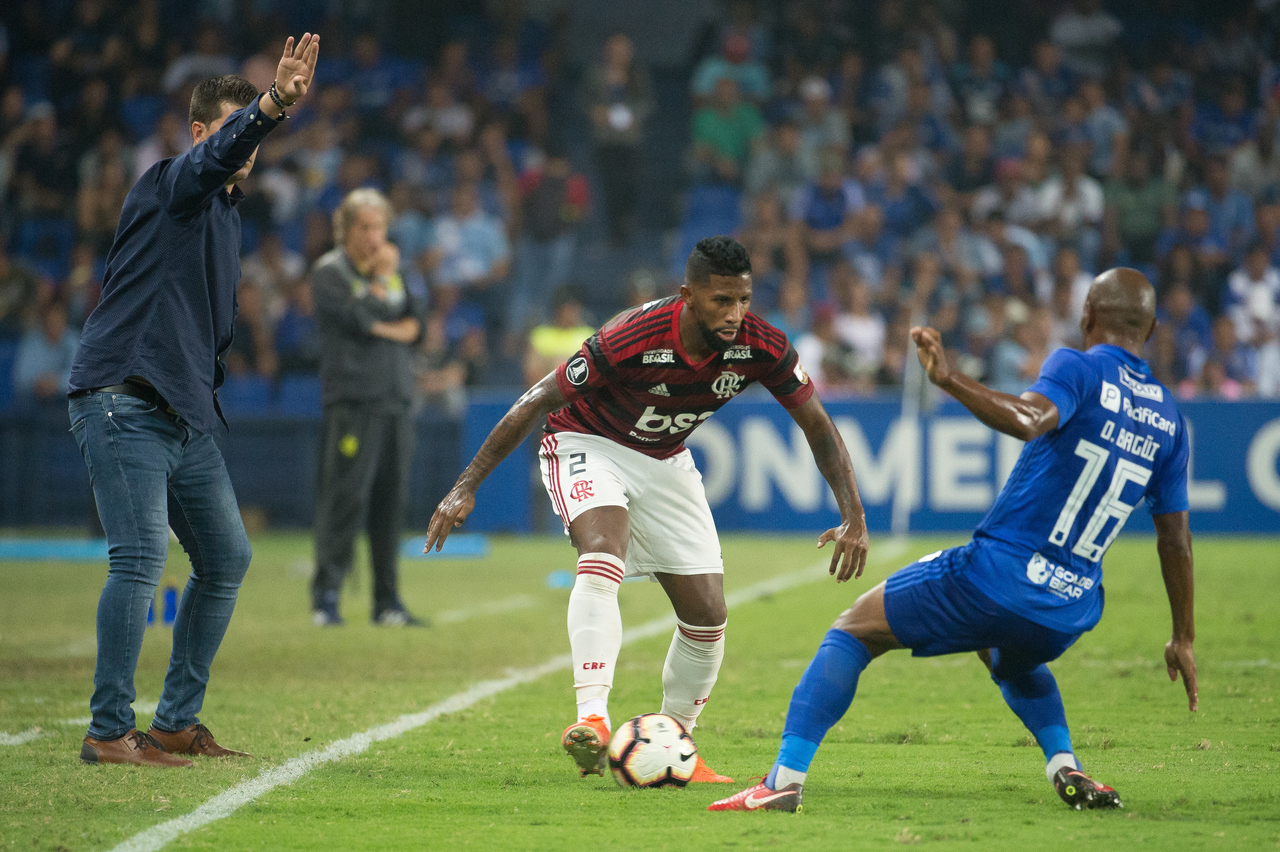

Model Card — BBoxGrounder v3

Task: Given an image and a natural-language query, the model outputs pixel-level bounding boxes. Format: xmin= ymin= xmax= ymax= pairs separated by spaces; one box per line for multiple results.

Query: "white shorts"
xmin=538 ymin=431 xmax=723 ymax=578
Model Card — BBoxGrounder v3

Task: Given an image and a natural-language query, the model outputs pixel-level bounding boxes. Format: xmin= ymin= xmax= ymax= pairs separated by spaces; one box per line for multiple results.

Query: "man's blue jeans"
xmin=69 ymin=391 xmax=251 ymax=741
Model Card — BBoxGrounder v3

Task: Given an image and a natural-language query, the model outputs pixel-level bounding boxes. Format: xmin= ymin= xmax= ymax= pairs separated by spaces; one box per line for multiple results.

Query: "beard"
xmin=698 ymin=319 xmax=737 ymax=352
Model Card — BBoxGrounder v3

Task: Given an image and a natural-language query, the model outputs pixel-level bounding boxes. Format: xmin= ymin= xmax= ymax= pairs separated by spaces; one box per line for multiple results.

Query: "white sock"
xmin=568 ymin=552 xmax=624 ymax=731
xmin=660 ymin=617 xmax=726 ymax=732
xmin=577 ymin=697 xmax=609 ymax=726
xmin=774 ymin=766 xmax=807 ymax=789
xmin=1046 ymin=751 xmax=1080 ymax=782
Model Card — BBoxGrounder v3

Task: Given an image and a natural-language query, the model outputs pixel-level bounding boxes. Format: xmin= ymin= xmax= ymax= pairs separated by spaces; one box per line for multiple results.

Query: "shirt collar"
xmin=1090 ymin=342 xmax=1149 ymax=373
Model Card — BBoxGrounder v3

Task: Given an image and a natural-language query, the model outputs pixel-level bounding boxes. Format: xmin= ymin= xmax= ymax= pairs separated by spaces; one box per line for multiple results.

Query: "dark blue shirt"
xmin=69 ymin=102 xmax=281 ymax=434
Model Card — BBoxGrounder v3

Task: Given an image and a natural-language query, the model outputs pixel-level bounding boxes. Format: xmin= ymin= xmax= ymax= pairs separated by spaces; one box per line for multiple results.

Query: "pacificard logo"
xmin=711 ymin=371 xmax=745 ymax=400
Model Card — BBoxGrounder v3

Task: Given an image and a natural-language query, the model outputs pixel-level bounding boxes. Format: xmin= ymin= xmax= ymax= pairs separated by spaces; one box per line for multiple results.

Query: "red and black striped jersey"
xmin=548 ymin=296 xmax=813 ymax=459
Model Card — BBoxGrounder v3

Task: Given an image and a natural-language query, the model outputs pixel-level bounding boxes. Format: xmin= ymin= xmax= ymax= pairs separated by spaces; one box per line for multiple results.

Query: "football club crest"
xmin=711 ymin=370 xmax=744 ymax=400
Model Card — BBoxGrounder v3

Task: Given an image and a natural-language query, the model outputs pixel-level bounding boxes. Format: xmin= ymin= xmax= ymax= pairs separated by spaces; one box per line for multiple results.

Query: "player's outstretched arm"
xmin=425 ymin=374 xmax=569 ymax=552
xmin=910 ymin=325 xmax=1059 ymax=441
xmin=1153 ymin=510 xmax=1197 ymax=711
xmin=787 ymin=395 xmax=869 ymax=582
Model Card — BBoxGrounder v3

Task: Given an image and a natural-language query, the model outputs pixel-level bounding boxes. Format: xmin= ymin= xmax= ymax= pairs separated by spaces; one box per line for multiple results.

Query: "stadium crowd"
xmin=4 ymin=0 xmax=1280 ymax=414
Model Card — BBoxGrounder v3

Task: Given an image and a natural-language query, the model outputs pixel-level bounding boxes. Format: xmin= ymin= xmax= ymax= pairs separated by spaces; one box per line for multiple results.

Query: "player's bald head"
xmin=1083 ymin=267 xmax=1157 ymax=347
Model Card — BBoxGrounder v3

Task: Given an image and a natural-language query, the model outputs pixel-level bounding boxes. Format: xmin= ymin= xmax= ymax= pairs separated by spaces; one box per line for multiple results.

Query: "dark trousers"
xmin=312 ymin=402 xmax=414 ymax=616
xmin=595 ymin=142 xmax=640 ymax=242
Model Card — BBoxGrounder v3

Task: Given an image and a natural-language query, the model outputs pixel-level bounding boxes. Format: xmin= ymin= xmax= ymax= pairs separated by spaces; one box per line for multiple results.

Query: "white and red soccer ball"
xmin=607 ymin=713 xmax=698 ymax=788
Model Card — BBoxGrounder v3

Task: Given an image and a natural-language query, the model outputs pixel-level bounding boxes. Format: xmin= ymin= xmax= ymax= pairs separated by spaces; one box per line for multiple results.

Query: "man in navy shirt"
xmin=711 ymin=268 xmax=1197 ymax=813
xmin=67 ymin=35 xmax=319 ymax=767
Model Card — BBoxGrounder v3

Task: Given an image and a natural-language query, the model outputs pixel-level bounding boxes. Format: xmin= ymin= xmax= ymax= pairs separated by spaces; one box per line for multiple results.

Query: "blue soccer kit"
xmin=768 ymin=344 xmax=1190 ymax=787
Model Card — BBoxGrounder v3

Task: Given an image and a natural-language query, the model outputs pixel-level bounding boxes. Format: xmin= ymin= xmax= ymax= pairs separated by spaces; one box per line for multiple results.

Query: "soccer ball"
xmin=607 ymin=713 xmax=698 ymax=788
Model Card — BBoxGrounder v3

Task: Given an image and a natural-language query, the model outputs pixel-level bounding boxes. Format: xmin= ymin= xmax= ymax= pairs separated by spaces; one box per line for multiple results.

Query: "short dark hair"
xmin=189 ymin=75 xmax=258 ymax=126
xmin=686 ymin=236 xmax=751 ymax=284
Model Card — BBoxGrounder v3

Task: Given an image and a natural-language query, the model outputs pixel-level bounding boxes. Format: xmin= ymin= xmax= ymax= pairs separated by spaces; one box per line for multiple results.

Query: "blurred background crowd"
xmin=4 ymin=0 xmax=1280 ymax=417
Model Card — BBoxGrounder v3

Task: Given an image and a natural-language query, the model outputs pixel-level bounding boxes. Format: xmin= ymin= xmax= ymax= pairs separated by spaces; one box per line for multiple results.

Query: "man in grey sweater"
xmin=311 ymin=188 xmax=426 ymax=626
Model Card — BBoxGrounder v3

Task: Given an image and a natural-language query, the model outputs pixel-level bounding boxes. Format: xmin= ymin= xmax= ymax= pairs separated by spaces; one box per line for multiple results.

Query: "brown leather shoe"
xmin=148 ymin=723 xmax=252 ymax=758
xmin=80 ymin=729 xmax=194 ymax=767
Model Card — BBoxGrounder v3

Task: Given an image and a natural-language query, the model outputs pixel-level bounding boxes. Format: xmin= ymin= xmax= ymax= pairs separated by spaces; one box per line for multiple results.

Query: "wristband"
xmin=267 ymin=82 xmax=295 ymax=117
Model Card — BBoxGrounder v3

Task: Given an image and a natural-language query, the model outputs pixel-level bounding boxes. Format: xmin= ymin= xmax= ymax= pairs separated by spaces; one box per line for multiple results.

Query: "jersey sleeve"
xmin=1026 ymin=348 xmax=1092 ymax=427
xmin=553 ymin=334 xmax=613 ymax=402
xmin=1145 ymin=411 xmax=1191 ymax=515
xmin=760 ymin=342 xmax=815 ymax=409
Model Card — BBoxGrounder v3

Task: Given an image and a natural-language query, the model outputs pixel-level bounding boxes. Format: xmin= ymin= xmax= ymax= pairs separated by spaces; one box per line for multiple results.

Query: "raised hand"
xmin=910 ymin=325 xmax=951 ymax=387
xmin=276 ymin=33 xmax=320 ymax=104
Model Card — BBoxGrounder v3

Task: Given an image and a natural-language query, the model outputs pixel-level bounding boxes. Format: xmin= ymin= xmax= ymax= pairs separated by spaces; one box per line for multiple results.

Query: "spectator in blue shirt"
xmin=480 ymin=35 xmax=548 ymax=141
xmin=424 ymin=183 xmax=512 ymax=327
xmin=1019 ymin=41 xmax=1074 ymax=118
xmin=1126 ymin=58 xmax=1193 ymax=117
xmin=1192 ymin=80 xmax=1257 ymax=156
xmin=14 ymin=300 xmax=78 ymax=409
xmin=950 ymin=34 xmax=1011 ymax=126
xmin=1188 ymin=315 xmax=1257 ymax=393
xmin=67 ymin=37 xmax=319 ymax=768
xmin=789 ymin=153 xmax=865 ymax=295
xmin=873 ymin=152 xmax=939 ymax=242
xmin=1199 ymin=157 xmax=1255 ymax=258
xmin=1080 ymin=78 xmax=1127 ymax=178
xmin=1155 ymin=193 xmax=1230 ymax=296
xmin=1157 ymin=281 xmax=1214 ymax=375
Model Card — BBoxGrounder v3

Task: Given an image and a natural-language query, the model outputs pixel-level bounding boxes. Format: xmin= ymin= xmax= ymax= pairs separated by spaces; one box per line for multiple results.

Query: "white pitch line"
xmin=0 ymin=728 xmax=50 ymax=745
xmin=433 ymin=593 xmax=538 ymax=625
xmin=110 ymin=542 xmax=907 ymax=852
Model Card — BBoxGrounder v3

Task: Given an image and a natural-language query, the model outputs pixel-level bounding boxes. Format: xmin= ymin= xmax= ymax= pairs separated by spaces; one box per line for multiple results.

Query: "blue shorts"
xmin=884 ymin=542 xmax=1080 ymax=671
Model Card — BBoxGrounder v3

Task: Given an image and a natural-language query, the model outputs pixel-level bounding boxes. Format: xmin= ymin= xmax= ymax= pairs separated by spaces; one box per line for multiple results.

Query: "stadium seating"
xmin=215 ymin=375 xmax=272 ymax=417
xmin=275 ymin=374 xmax=323 ymax=417
xmin=15 ymin=218 xmax=74 ymax=281
xmin=0 ymin=340 xmax=17 ymax=413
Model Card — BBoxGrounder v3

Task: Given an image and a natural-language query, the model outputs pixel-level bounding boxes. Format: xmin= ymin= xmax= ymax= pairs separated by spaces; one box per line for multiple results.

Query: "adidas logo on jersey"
xmin=649 ymin=383 xmax=670 ymax=396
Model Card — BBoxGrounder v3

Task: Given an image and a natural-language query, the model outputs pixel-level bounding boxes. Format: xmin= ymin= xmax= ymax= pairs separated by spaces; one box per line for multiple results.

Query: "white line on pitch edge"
xmin=0 ymin=702 xmax=159 ymax=745
xmin=109 ymin=542 xmax=907 ymax=852
xmin=0 ymin=728 xmax=50 ymax=745
xmin=433 ymin=593 xmax=538 ymax=625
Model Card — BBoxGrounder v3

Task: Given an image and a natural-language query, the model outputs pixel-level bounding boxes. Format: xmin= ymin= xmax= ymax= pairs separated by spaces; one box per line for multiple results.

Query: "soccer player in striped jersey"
xmin=426 ymin=236 xmax=870 ymax=780
xmin=709 ymin=268 xmax=1197 ymax=814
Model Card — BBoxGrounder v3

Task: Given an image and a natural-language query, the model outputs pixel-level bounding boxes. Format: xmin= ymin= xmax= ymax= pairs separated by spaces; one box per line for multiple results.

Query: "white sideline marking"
xmin=2 ymin=702 xmax=160 ymax=743
xmin=110 ymin=543 xmax=906 ymax=852
xmin=0 ymin=728 xmax=50 ymax=745
xmin=434 ymin=594 xmax=538 ymax=625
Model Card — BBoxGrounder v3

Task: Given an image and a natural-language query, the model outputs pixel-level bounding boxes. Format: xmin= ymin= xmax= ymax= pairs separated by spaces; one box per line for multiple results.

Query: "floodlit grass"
xmin=1 ymin=534 xmax=1277 ymax=851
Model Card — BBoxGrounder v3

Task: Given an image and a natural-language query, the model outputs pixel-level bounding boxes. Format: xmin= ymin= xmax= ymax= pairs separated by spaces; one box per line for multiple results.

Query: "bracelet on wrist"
xmin=267 ymin=82 xmax=295 ymax=117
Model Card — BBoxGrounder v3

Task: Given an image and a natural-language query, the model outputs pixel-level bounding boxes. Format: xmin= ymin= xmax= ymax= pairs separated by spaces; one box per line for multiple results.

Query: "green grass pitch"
xmin=1 ymin=533 xmax=1277 ymax=851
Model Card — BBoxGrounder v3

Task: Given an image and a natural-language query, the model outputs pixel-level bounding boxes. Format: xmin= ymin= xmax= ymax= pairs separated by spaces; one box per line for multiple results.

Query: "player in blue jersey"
xmin=710 ymin=268 xmax=1197 ymax=813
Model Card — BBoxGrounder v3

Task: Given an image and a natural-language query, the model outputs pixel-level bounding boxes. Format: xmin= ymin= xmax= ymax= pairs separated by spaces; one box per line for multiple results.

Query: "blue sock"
xmin=990 ymin=652 xmax=1074 ymax=762
xmin=766 ymin=629 xmax=873 ymax=787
